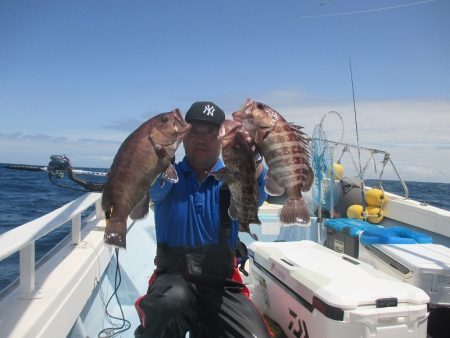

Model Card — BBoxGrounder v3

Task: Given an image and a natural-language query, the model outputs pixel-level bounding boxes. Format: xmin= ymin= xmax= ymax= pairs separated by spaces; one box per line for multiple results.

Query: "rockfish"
xmin=211 ymin=119 xmax=260 ymax=239
xmin=102 ymin=109 xmax=191 ymax=248
xmin=232 ymin=99 xmax=313 ymax=224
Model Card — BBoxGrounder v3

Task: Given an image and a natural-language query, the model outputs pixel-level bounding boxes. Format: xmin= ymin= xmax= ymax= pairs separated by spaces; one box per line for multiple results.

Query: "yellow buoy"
xmin=347 ymin=204 xmax=364 ymax=220
xmin=366 ymin=205 xmax=384 ymax=224
xmin=365 ymin=188 xmax=385 ymax=207
xmin=332 ymin=162 xmax=344 ymax=180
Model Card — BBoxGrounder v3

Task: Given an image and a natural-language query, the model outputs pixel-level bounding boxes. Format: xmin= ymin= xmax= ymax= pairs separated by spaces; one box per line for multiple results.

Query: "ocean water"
xmin=0 ymin=164 xmax=449 ymax=290
xmin=0 ymin=164 xmax=107 ymax=290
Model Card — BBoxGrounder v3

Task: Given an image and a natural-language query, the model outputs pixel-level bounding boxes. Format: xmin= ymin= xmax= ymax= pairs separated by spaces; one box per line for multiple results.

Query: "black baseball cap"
xmin=185 ymin=101 xmax=225 ymax=126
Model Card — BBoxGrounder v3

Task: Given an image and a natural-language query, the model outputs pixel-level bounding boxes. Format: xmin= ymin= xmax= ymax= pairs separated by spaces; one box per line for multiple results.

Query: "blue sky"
xmin=1 ymin=0 xmax=449 ymax=183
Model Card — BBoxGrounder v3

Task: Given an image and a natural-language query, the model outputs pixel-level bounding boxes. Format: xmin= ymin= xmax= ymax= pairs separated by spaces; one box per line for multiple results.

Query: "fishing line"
xmin=97 ymin=248 xmax=131 ymax=338
xmin=299 ymin=0 xmax=434 ymax=19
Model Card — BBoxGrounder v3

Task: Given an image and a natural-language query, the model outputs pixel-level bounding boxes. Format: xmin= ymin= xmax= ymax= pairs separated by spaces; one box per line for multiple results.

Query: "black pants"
xmin=135 ymin=272 xmax=272 ymax=338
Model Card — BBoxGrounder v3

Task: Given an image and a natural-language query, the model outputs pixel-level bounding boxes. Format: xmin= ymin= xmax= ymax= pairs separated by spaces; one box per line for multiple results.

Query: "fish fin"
xmin=210 ymin=167 xmax=234 ymax=184
xmin=161 ymin=163 xmax=179 ymax=184
xmin=153 ymin=143 xmax=164 ymax=155
xmin=279 ymin=197 xmax=310 ymax=225
xmin=265 ymin=173 xmax=285 ymax=196
xmin=104 ymin=218 xmax=127 ymax=249
xmin=289 ymin=123 xmax=304 ymax=132
xmin=301 ymin=163 xmax=314 ymax=192
xmin=228 ymin=200 xmax=239 ymax=220
xmin=289 ymin=124 xmax=309 ymax=144
xmin=129 ymin=191 xmax=150 ymax=220
xmin=153 ymin=141 xmax=175 ymax=160
xmin=239 ymin=223 xmax=259 ymax=241
xmin=101 ymin=187 xmax=112 ymax=212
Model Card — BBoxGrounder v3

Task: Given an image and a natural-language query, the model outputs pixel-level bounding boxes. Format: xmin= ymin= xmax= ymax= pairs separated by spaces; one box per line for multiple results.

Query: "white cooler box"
xmin=358 ymin=243 xmax=450 ymax=307
xmin=248 ymin=240 xmax=430 ymax=338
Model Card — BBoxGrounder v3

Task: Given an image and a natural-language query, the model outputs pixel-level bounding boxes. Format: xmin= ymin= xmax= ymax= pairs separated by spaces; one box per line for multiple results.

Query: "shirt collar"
xmin=179 ymin=157 xmax=224 ymax=180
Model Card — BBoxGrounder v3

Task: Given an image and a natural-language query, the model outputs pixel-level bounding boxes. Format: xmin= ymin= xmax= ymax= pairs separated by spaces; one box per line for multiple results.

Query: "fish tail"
xmin=240 ymin=222 xmax=259 ymax=240
xmin=249 ymin=216 xmax=261 ymax=225
xmin=249 ymin=231 xmax=259 ymax=241
xmin=104 ymin=218 xmax=127 ymax=249
xmin=279 ymin=197 xmax=310 ymax=224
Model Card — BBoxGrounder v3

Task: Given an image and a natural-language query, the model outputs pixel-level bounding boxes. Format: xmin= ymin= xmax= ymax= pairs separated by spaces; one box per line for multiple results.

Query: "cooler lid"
xmin=374 ymin=243 xmax=450 ymax=270
xmin=249 ymin=240 xmax=429 ymax=310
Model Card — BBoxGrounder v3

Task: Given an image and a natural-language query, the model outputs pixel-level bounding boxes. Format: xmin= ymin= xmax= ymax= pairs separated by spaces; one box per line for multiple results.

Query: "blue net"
xmin=311 ymin=124 xmax=339 ymax=212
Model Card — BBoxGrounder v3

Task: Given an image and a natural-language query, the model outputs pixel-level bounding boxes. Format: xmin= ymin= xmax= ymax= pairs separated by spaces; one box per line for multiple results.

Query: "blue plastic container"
xmin=324 ymin=218 xmax=433 ymax=257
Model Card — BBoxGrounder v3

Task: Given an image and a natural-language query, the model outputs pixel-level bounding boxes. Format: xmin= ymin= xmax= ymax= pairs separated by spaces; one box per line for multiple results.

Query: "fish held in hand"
xmin=211 ymin=119 xmax=260 ymax=239
xmin=102 ymin=109 xmax=191 ymax=248
xmin=232 ymin=99 xmax=313 ymax=224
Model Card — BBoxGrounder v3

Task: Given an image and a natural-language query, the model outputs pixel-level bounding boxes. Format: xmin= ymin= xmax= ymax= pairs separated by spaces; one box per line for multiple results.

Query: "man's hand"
xmin=254 ymin=152 xmax=263 ymax=178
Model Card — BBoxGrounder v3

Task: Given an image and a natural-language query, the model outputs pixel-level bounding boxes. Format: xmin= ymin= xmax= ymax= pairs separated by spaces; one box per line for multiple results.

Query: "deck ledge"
xmin=0 ymin=218 xmax=113 ymax=338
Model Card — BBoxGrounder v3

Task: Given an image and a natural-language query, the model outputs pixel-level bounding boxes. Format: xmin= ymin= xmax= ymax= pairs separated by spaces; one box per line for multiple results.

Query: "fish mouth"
xmin=173 ymin=108 xmax=191 ymax=139
xmin=153 ymin=110 xmax=191 ymax=150
xmin=231 ymin=110 xmax=245 ymax=121
xmin=173 ymin=108 xmax=185 ymax=125
xmin=217 ymin=120 xmax=242 ymax=141
xmin=232 ymin=98 xmax=254 ymax=121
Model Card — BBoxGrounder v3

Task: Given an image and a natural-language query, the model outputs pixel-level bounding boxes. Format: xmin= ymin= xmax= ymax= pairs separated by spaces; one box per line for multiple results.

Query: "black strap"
xmin=219 ymin=184 xmax=232 ymax=244
xmin=235 ymin=238 xmax=249 ymax=276
xmin=220 ymin=184 xmax=250 ymax=276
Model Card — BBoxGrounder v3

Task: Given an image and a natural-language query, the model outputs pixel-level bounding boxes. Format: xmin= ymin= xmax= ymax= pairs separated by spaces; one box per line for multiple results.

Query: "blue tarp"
xmin=324 ymin=218 xmax=433 ymax=245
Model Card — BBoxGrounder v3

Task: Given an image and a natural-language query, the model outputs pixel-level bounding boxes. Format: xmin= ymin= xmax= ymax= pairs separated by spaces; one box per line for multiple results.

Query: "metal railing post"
xmin=19 ymin=242 xmax=35 ymax=297
xmin=95 ymin=198 xmax=104 ymax=220
xmin=72 ymin=213 xmax=82 ymax=245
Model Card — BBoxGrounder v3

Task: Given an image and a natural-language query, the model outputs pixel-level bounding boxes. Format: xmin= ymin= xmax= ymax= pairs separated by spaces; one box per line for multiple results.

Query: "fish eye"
xmin=160 ymin=115 xmax=169 ymax=123
xmin=256 ymin=103 xmax=265 ymax=109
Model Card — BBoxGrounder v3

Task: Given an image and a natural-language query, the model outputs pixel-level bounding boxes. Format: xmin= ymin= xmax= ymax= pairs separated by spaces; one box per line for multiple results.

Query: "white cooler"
xmin=359 ymin=243 xmax=450 ymax=337
xmin=358 ymin=243 xmax=450 ymax=307
xmin=248 ymin=240 xmax=430 ymax=338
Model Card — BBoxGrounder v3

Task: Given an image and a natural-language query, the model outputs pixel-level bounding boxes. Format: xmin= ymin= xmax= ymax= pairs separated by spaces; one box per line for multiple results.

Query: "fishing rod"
xmin=5 ymin=155 xmax=107 ymax=192
xmin=349 ymin=56 xmax=368 ymax=217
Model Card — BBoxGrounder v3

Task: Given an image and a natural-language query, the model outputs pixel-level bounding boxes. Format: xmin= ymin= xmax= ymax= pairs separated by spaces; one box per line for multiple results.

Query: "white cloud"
xmin=1 ymin=97 xmax=449 ymax=183
xmin=243 ymin=95 xmax=450 ymax=183
xmin=0 ymin=134 xmax=121 ymax=169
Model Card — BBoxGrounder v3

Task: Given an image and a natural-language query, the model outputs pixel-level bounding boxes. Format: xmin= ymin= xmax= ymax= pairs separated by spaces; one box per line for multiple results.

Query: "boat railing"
xmin=0 ymin=192 xmax=104 ymax=298
xmin=309 ymin=137 xmax=410 ymax=199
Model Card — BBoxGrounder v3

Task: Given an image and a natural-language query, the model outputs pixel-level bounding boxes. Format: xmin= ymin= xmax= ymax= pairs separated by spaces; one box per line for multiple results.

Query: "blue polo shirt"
xmin=150 ymin=157 xmax=267 ymax=248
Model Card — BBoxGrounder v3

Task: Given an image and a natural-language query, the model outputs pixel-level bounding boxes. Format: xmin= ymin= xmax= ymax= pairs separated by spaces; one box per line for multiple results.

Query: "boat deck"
xmin=1 ymin=192 xmax=449 ymax=338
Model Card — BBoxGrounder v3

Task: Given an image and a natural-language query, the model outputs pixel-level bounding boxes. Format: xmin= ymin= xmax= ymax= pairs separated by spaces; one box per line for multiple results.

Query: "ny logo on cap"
xmin=203 ymin=104 xmax=215 ymax=116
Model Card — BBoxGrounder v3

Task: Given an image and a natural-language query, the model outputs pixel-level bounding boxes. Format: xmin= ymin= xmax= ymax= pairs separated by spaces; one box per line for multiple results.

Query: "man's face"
xmin=183 ymin=121 xmax=221 ymax=170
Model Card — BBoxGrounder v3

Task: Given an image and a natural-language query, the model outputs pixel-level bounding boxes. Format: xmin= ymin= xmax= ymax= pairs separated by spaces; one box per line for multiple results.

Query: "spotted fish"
xmin=102 ymin=109 xmax=191 ymax=248
xmin=211 ymin=119 xmax=260 ymax=239
xmin=233 ymin=99 xmax=313 ymax=224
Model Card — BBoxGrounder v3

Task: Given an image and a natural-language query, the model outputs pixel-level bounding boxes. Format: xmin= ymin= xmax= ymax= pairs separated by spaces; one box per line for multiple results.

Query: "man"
xmin=134 ymin=101 xmax=271 ymax=338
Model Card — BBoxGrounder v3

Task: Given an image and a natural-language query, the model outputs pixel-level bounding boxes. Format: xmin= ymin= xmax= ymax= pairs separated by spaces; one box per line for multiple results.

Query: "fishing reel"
xmin=46 ymin=154 xmax=105 ymax=192
xmin=47 ymin=154 xmax=71 ymax=178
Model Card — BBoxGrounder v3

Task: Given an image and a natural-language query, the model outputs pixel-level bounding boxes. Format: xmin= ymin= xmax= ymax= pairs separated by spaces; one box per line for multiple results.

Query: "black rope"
xmin=97 ymin=248 xmax=131 ymax=338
